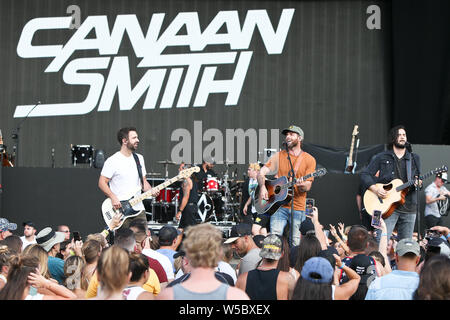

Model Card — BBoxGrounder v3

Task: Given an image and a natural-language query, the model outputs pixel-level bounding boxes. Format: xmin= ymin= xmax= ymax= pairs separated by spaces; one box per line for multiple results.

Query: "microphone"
xmin=405 ymin=141 xmax=412 ymax=152
xmin=282 ymin=141 xmax=288 ymax=150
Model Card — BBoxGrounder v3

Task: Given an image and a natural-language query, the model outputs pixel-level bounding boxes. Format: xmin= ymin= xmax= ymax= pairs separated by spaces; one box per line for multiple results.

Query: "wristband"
xmin=381 ymin=233 xmax=388 ymax=237
xmin=338 ymin=264 xmax=345 ymax=270
xmin=446 ymin=234 xmax=450 ymax=240
xmin=102 ymin=229 xmax=109 ymax=237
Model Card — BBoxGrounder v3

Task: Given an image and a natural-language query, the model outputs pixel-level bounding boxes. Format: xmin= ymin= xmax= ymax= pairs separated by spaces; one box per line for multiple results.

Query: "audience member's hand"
xmin=338 ymin=222 xmax=345 ymax=236
xmin=73 ymin=240 xmax=83 ymax=257
xmin=308 ymin=207 xmax=319 ymax=225
xmin=110 ymin=212 xmax=123 ymax=230
xmin=333 ymin=254 xmax=342 ymax=269
xmin=28 ymin=268 xmax=49 ymax=289
xmin=430 ymin=226 xmax=449 ymax=238
xmin=329 ymin=224 xmax=338 ymax=237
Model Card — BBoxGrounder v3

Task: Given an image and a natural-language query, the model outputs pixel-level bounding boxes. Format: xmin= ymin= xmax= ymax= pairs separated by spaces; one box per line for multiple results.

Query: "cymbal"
xmin=157 ymin=160 xmax=176 ymax=165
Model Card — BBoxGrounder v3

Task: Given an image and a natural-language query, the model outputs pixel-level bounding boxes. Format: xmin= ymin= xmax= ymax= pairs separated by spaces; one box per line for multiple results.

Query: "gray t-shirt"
xmin=238 ymin=248 xmax=262 ymax=276
xmin=425 ymin=182 xmax=449 ymax=218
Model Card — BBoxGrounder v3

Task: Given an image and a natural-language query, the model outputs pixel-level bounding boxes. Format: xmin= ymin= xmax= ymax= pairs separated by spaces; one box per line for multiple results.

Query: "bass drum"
xmin=196 ymin=193 xmax=215 ymax=222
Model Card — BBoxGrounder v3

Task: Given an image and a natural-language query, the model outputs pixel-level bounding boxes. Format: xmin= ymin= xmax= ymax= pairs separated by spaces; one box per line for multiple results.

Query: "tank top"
xmin=122 ymin=285 xmax=146 ymax=300
xmin=172 ymin=282 xmax=229 ymax=300
xmin=245 ymin=269 xmax=280 ymax=300
xmin=179 ymin=178 xmax=199 ymax=205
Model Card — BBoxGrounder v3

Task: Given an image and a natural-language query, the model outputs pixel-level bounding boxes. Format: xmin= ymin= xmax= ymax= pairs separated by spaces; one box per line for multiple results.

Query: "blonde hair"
xmin=86 ymin=233 xmax=108 ymax=248
xmin=96 ymin=245 xmax=130 ymax=295
xmin=64 ymin=255 xmax=85 ymax=290
xmin=183 ymin=224 xmax=223 ymax=268
xmin=82 ymin=239 xmax=102 ymax=264
xmin=22 ymin=244 xmax=51 ymax=279
xmin=248 ymin=163 xmax=260 ymax=171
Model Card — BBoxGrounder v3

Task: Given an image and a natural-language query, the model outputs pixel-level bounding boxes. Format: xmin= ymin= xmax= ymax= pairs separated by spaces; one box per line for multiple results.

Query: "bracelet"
xmin=101 ymin=229 xmax=109 ymax=237
xmin=381 ymin=233 xmax=388 ymax=237
xmin=338 ymin=264 xmax=345 ymax=270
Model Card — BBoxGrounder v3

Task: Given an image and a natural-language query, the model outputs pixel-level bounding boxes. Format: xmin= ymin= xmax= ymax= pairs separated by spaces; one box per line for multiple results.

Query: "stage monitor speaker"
xmin=93 ymin=149 xmax=105 ymax=169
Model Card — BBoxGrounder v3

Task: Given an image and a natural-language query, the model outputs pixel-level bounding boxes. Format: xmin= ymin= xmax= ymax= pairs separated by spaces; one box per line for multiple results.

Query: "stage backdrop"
xmin=0 ymin=0 xmax=391 ymax=178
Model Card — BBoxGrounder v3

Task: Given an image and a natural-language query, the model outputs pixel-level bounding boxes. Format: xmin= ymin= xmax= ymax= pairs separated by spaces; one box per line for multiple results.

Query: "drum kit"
xmin=144 ymin=160 xmax=243 ymax=225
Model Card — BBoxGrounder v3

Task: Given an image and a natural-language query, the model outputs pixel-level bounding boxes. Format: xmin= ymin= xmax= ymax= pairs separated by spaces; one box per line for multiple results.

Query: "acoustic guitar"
xmin=254 ymin=168 xmax=327 ymax=214
xmin=363 ymin=165 xmax=447 ymax=219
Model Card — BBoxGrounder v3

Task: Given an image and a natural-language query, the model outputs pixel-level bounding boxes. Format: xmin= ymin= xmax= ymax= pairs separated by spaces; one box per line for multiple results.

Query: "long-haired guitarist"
xmin=360 ymin=125 xmax=421 ymax=241
xmin=257 ymin=125 xmax=316 ymax=246
xmin=98 ymin=127 xmax=159 ymax=230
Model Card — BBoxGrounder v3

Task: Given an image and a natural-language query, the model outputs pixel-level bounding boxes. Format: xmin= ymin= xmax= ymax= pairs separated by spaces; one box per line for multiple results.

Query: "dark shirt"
xmin=194 ymin=168 xmax=217 ymax=192
xmin=245 ymin=269 xmax=280 ymax=300
xmin=360 ymin=149 xmax=421 ymax=213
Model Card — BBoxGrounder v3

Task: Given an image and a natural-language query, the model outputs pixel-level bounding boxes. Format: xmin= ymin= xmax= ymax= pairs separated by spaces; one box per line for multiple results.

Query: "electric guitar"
xmin=344 ymin=125 xmax=359 ymax=174
xmin=101 ymin=166 xmax=200 ymax=229
xmin=363 ymin=165 xmax=448 ymax=219
xmin=254 ymin=168 xmax=327 ymax=214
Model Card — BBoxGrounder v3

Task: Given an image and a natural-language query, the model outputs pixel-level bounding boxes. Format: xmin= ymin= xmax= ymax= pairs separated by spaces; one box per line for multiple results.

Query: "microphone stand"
xmin=11 ymin=101 xmax=40 ymax=167
xmin=284 ymin=142 xmax=296 ymax=247
xmin=408 ymin=143 xmax=422 ymax=240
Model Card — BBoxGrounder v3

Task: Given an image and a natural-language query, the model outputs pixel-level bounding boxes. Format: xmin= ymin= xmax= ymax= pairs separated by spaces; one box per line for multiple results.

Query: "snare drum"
xmin=205 ymin=176 xmax=219 ymax=192
xmin=156 ymin=188 xmax=180 ymax=203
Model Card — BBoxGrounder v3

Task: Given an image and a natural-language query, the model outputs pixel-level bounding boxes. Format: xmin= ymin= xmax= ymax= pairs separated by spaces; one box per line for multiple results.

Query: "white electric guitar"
xmin=101 ymin=166 xmax=199 ymax=229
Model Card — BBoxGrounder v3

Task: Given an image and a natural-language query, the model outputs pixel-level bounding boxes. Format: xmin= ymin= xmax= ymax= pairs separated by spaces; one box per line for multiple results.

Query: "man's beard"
xmin=286 ymin=139 xmax=299 ymax=149
xmin=394 ymin=140 xmax=406 ymax=149
xmin=127 ymin=141 xmax=138 ymax=151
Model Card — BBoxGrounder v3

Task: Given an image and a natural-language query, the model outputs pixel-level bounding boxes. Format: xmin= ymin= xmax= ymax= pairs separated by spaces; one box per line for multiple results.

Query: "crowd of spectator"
xmin=0 ymin=206 xmax=449 ymax=301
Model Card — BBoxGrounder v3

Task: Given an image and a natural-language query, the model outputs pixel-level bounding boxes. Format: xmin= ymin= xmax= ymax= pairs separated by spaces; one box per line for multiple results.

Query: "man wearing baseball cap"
xmin=224 ymin=223 xmax=261 ymax=276
xmin=236 ymin=234 xmax=292 ymax=300
xmin=257 ymin=124 xmax=317 ymax=246
xmin=424 ymin=172 xmax=450 ymax=228
xmin=20 ymin=221 xmax=37 ymax=251
xmin=365 ymin=238 xmax=420 ymax=300
xmin=0 ymin=218 xmax=17 ymax=240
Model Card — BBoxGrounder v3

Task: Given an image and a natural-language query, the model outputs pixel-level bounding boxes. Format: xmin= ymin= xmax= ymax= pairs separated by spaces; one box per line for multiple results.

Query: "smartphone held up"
xmin=306 ymin=198 xmax=315 ymax=217
xmin=371 ymin=210 xmax=382 ymax=229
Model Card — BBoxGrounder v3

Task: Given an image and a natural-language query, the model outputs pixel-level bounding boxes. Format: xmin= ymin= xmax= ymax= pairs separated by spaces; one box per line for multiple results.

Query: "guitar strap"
xmin=132 ymin=152 xmax=144 ymax=192
xmin=406 ymin=155 xmax=412 ymax=182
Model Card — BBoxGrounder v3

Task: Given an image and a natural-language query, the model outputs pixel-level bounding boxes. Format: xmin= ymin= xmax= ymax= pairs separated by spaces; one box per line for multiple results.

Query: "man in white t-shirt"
xmin=424 ymin=172 xmax=450 ymax=228
xmin=20 ymin=221 xmax=37 ymax=251
xmin=98 ymin=127 xmax=159 ymax=230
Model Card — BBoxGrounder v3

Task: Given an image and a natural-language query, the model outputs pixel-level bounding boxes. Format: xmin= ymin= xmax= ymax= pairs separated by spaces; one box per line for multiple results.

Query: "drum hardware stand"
xmin=221 ymin=161 xmax=239 ymax=222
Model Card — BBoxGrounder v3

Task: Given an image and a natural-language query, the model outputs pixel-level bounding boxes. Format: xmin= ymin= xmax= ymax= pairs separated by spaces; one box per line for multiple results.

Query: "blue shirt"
xmin=156 ymin=248 xmax=177 ymax=273
xmin=365 ymin=270 xmax=419 ymax=300
xmin=48 ymin=256 xmax=65 ymax=285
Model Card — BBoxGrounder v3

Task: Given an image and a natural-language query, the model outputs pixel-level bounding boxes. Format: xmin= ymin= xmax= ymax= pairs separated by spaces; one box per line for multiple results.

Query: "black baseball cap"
xmin=224 ymin=223 xmax=252 ymax=244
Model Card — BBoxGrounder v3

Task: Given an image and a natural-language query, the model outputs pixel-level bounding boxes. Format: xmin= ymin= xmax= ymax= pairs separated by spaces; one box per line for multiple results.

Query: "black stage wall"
xmin=1 ymin=144 xmax=449 ymax=237
xmin=0 ymin=0 xmax=391 ymax=174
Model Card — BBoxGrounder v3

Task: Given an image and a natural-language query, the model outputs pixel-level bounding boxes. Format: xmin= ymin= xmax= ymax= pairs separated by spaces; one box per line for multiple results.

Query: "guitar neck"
xmin=347 ymin=136 xmax=356 ymax=164
xmin=129 ymin=176 xmax=182 ymax=206
xmin=396 ymin=170 xmax=434 ymax=191
xmin=280 ymin=172 xmax=315 ymax=190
